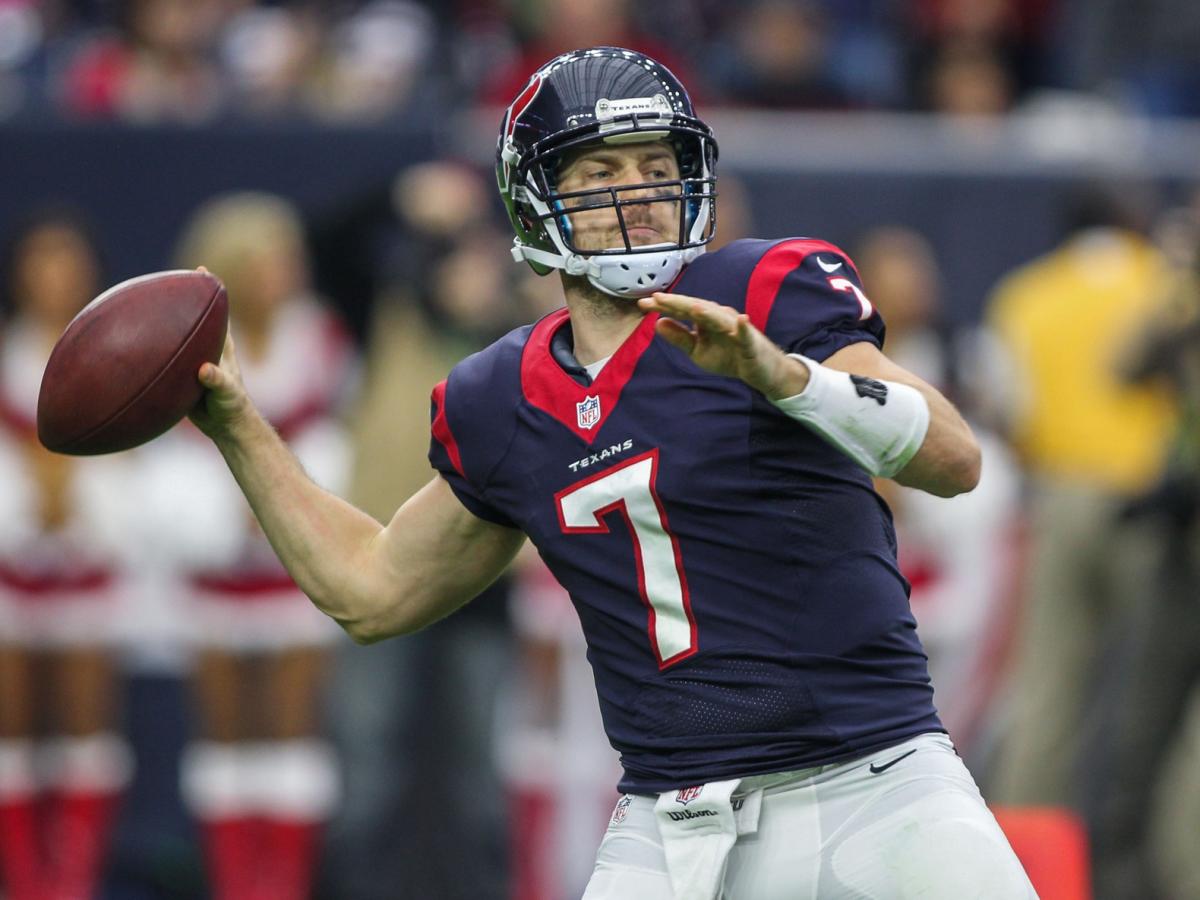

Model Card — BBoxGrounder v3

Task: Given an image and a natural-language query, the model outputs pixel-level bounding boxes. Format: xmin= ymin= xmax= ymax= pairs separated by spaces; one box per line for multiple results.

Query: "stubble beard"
xmin=559 ymin=271 xmax=640 ymax=319
xmin=558 ymin=207 xmax=676 ymax=318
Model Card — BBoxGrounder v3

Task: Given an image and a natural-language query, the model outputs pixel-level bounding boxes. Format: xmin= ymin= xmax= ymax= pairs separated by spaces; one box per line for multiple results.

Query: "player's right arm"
xmin=191 ymin=333 xmax=525 ymax=644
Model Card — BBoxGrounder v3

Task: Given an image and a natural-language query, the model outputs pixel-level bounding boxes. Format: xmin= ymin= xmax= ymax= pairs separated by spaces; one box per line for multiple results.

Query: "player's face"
xmin=554 ymin=141 xmax=682 ymax=253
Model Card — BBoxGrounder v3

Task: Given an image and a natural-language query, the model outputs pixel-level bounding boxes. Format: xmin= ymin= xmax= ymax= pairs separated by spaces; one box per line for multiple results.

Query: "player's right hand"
xmin=638 ymin=291 xmax=809 ymax=400
xmin=190 ymin=329 xmax=254 ymax=441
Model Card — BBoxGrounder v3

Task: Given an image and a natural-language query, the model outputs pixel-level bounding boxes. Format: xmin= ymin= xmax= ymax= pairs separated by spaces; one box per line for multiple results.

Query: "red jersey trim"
xmin=271 ymin=396 xmax=333 ymax=442
xmin=520 ymin=308 xmax=660 ymax=445
xmin=0 ymin=396 xmax=36 ymax=439
xmin=190 ymin=572 xmax=299 ymax=595
xmin=430 ymin=379 xmax=466 ymax=478
xmin=744 ymin=239 xmax=858 ymax=334
xmin=0 ymin=565 xmax=113 ymax=596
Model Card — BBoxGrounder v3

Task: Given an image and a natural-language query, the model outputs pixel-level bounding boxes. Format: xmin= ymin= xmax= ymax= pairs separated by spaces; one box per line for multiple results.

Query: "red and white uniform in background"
xmin=503 ymin=558 xmax=623 ymax=900
xmin=0 ymin=320 xmax=136 ymax=900
xmin=895 ymin=429 xmax=1023 ymax=749
xmin=883 ymin=330 xmax=1024 ymax=754
xmin=133 ymin=296 xmax=355 ymax=900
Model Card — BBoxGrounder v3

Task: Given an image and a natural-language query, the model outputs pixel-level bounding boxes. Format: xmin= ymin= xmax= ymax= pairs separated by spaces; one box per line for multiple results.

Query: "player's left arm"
xmin=638 ymin=291 xmax=980 ymax=497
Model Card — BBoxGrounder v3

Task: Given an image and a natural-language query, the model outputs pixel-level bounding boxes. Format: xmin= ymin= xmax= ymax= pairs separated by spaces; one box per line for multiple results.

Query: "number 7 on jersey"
xmin=555 ymin=449 xmax=698 ymax=668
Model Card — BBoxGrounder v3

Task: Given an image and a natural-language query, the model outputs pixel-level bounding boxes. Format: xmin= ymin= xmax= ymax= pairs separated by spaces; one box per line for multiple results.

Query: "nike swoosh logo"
xmin=816 ymin=256 xmax=843 ymax=273
xmin=868 ymin=748 xmax=918 ymax=774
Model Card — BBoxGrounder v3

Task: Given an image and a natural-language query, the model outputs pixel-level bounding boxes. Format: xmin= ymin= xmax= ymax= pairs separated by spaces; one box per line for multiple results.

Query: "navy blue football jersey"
xmin=429 ymin=238 xmax=943 ymax=793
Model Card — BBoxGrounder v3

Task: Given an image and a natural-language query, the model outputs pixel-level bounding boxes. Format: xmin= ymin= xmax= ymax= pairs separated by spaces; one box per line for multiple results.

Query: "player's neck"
xmin=560 ymin=274 xmax=645 ymax=366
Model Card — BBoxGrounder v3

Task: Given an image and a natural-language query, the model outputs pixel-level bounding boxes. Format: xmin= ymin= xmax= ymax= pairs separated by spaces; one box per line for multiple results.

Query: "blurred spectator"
xmin=217 ymin=4 xmax=323 ymax=117
xmin=0 ymin=0 xmax=108 ymax=117
xmin=0 ymin=208 xmax=135 ymax=900
xmin=705 ymin=0 xmax=849 ymax=109
xmin=817 ymin=0 xmax=908 ymax=109
xmin=908 ymin=0 xmax=1055 ymax=102
xmin=854 ymin=227 xmax=1023 ymax=758
xmin=51 ymin=0 xmax=438 ymax=124
xmin=1057 ymin=0 xmax=1200 ymax=117
xmin=985 ymin=187 xmax=1177 ymax=815
xmin=2 ymin=0 xmax=1199 ymax=121
xmin=154 ymin=192 xmax=356 ymax=900
xmin=321 ymin=161 xmax=517 ymax=900
xmin=305 ymin=1 xmax=436 ymax=123
xmin=476 ymin=0 xmax=697 ymax=107
xmin=923 ymin=39 xmax=1015 ymax=119
xmin=61 ymin=0 xmax=228 ymax=122
xmin=0 ymin=1 xmax=43 ymax=117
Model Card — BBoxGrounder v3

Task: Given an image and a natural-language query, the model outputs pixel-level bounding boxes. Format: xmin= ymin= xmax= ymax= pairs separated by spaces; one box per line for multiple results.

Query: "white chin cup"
xmin=512 ymin=241 xmax=705 ymax=299
xmin=583 ymin=245 xmax=700 ymax=298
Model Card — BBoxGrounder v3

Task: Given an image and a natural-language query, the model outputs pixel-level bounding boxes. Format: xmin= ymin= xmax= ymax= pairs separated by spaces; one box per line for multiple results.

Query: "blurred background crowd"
xmin=0 ymin=0 xmax=1200 ymax=122
xmin=2 ymin=1 xmax=1200 ymax=900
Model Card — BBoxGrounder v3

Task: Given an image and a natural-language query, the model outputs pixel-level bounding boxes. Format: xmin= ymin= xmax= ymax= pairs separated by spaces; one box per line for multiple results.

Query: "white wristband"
xmin=770 ymin=354 xmax=930 ymax=478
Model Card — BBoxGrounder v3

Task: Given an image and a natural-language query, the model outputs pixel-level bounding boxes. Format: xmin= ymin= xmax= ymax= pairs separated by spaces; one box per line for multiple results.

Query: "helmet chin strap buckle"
xmin=564 ymin=254 xmax=590 ymax=276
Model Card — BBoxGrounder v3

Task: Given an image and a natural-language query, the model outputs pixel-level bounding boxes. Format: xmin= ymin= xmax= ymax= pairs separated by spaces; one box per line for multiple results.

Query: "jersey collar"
xmin=520 ymin=307 xmax=659 ymax=444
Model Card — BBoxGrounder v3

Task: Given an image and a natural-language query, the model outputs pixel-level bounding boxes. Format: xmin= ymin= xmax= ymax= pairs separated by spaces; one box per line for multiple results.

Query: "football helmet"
xmin=496 ymin=47 xmax=718 ymax=298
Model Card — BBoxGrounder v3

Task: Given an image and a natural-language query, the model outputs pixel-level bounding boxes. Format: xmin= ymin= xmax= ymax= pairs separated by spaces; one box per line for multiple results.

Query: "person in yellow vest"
xmin=986 ymin=188 xmax=1177 ymax=813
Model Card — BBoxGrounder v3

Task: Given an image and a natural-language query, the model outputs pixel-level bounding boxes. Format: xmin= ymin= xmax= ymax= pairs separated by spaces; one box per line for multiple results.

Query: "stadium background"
xmin=2 ymin=1 xmax=1199 ymax=898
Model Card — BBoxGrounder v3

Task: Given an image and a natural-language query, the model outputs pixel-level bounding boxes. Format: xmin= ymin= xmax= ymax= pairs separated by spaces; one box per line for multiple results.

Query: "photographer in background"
xmin=1088 ymin=201 xmax=1200 ymax=900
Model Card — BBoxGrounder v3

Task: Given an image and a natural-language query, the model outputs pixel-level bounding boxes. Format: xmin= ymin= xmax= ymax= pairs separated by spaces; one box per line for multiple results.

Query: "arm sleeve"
xmin=428 ymin=378 xmax=518 ymax=529
xmin=743 ymin=238 xmax=886 ymax=361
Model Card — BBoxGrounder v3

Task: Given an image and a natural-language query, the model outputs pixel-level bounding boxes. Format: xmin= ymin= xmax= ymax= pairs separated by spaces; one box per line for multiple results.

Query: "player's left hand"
xmin=638 ymin=292 xmax=808 ymax=400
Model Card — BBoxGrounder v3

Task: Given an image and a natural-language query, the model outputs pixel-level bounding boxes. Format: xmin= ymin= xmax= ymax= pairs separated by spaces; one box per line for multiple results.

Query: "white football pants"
xmin=582 ymin=733 xmax=1037 ymax=900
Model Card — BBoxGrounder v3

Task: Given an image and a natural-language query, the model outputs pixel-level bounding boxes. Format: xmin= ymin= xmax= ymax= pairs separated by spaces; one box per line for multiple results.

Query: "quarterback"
xmin=192 ymin=47 xmax=1035 ymax=899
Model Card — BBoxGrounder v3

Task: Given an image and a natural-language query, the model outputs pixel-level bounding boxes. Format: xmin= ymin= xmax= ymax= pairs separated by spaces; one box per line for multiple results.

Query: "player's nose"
xmin=618 ymin=178 xmax=672 ymax=213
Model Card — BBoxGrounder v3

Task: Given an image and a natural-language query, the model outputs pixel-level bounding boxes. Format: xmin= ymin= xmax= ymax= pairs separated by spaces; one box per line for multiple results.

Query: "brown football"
xmin=37 ymin=269 xmax=228 ymax=455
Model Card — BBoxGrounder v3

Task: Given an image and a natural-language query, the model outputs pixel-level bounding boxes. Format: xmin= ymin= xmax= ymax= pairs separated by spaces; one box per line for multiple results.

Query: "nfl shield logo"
xmin=675 ymin=785 xmax=703 ymax=806
xmin=611 ymin=795 xmax=633 ymax=825
xmin=576 ymin=395 xmax=601 ymax=430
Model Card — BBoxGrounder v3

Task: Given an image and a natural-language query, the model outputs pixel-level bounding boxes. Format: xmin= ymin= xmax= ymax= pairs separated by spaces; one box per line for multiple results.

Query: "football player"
xmin=191 ymin=47 xmax=1035 ymax=899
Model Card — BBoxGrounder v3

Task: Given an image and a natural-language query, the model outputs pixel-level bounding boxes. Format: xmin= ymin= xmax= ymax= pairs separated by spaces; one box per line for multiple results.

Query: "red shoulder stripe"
xmin=744 ymin=238 xmax=857 ymax=333
xmin=430 ymin=380 xmax=465 ymax=478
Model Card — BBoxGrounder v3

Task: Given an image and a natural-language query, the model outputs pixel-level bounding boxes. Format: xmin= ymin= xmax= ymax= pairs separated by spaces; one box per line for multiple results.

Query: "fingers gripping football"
xmin=638 ymin=292 xmax=806 ymax=400
xmin=190 ymin=330 xmax=253 ymax=438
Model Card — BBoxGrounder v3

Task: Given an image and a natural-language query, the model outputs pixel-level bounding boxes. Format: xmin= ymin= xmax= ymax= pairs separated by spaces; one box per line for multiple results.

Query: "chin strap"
xmin=513 ymin=240 xmax=703 ymax=298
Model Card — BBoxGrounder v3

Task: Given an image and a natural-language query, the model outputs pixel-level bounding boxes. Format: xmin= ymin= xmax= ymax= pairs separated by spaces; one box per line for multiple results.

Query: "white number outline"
xmin=828 ymin=275 xmax=875 ymax=320
xmin=554 ymin=449 xmax=697 ymax=669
